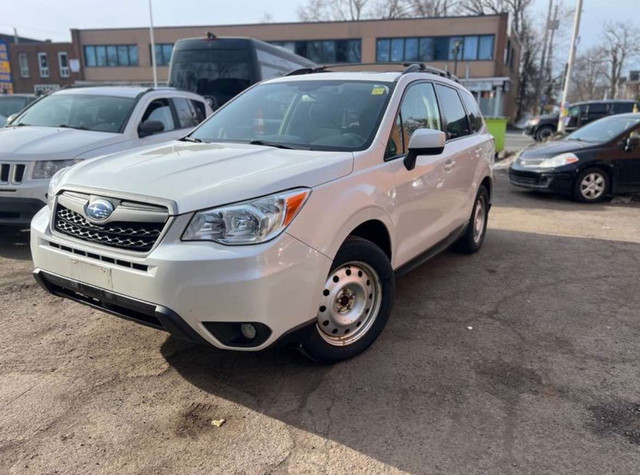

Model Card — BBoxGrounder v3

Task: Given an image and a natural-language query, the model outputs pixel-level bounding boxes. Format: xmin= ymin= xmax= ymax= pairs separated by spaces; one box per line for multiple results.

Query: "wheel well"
xmin=480 ymin=176 xmax=493 ymax=205
xmin=577 ymin=165 xmax=613 ymax=188
xmin=348 ymin=220 xmax=392 ymax=259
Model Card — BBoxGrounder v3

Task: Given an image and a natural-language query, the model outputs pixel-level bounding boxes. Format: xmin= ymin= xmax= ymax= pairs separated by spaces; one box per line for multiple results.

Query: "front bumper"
xmin=31 ymin=206 xmax=332 ymax=351
xmin=508 ymin=165 xmax=574 ymax=193
xmin=0 ymin=197 xmax=47 ymax=225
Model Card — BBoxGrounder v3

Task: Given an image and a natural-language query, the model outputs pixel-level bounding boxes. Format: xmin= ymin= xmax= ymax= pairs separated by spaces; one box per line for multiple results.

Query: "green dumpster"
xmin=485 ymin=117 xmax=508 ymax=153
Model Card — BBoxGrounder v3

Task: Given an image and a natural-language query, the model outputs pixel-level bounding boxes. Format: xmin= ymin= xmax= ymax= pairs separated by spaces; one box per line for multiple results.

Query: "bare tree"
xmin=600 ymin=21 xmax=640 ymax=98
xmin=457 ymin=0 xmax=534 ymax=37
xmin=570 ymin=46 xmax=608 ymax=102
xmin=298 ymin=0 xmax=372 ymax=21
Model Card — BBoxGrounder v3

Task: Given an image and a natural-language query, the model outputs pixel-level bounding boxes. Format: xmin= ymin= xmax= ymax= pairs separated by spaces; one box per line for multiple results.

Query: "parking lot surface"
xmin=1 ymin=171 xmax=640 ymax=474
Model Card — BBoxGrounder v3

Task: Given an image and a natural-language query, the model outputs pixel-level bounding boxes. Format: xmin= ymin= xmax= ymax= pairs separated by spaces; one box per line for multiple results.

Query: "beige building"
xmin=69 ymin=14 xmax=519 ymax=117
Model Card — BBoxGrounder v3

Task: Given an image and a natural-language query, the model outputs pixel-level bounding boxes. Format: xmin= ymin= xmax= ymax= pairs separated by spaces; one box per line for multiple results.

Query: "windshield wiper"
xmin=57 ymin=124 xmax=89 ymax=131
xmin=7 ymin=122 xmax=28 ymax=127
xmin=180 ymin=136 xmax=204 ymax=143
xmin=249 ymin=140 xmax=297 ymax=150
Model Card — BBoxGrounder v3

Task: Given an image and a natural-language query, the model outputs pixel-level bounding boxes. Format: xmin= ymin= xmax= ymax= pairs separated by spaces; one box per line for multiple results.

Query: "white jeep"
xmin=31 ymin=67 xmax=494 ymax=363
xmin=1 ymin=86 xmax=212 ymax=226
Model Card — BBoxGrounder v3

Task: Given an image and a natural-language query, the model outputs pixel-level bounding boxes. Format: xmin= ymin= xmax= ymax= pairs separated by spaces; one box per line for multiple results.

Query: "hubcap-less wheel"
xmin=580 ymin=172 xmax=606 ymax=200
xmin=316 ymin=261 xmax=382 ymax=347
xmin=472 ymin=197 xmax=486 ymax=243
xmin=538 ymin=127 xmax=553 ymax=141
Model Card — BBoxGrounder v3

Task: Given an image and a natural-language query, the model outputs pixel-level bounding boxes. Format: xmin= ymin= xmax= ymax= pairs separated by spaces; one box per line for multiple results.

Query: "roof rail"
xmin=400 ymin=63 xmax=459 ymax=82
xmin=285 ymin=66 xmax=327 ymax=76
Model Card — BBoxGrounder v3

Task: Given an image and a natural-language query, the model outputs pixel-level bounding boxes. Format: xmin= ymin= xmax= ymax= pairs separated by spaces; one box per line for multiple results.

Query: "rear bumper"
xmin=508 ymin=167 xmax=574 ymax=193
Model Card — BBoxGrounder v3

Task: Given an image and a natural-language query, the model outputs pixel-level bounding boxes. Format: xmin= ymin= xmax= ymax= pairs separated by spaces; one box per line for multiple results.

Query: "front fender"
xmin=287 ymin=177 xmax=395 ymax=264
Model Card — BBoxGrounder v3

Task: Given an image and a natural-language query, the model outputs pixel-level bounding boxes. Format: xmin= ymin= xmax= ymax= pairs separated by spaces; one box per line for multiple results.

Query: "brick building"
xmin=8 ymin=41 xmax=83 ymax=94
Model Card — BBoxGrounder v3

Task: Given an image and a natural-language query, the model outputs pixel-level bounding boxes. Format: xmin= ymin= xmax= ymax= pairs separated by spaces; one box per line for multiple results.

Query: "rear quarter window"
xmin=612 ymin=102 xmax=635 ymax=114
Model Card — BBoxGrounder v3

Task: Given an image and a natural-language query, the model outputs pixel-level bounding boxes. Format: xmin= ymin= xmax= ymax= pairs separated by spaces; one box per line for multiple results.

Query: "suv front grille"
xmin=0 ymin=163 xmax=27 ymax=185
xmin=54 ymin=204 xmax=166 ymax=252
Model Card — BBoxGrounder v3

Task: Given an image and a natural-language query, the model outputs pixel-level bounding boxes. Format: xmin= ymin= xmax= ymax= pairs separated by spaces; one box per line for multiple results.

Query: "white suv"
xmin=1 ymin=86 xmax=212 ymax=226
xmin=31 ymin=68 xmax=494 ymax=363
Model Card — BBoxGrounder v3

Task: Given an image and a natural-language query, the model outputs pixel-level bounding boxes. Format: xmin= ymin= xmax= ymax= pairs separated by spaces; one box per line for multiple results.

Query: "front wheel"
xmin=300 ymin=237 xmax=394 ymax=363
xmin=573 ymin=168 xmax=609 ymax=203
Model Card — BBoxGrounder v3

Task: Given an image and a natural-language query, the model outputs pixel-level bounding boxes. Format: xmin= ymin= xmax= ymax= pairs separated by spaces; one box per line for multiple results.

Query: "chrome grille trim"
xmin=53 ymin=191 xmax=170 ymax=253
xmin=0 ymin=163 xmax=28 ymax=185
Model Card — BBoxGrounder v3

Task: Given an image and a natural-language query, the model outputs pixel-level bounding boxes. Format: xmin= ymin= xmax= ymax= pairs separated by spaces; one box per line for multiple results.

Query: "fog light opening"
xmin=240 ymin=323 xmax=257 ymax=340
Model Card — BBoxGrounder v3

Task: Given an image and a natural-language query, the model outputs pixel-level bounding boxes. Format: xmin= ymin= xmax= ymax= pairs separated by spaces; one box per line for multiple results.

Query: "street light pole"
xmin=558 ymin=0 xmax=583 ymax=133
xmin=148 ymin=0 xmax=158 ymax=88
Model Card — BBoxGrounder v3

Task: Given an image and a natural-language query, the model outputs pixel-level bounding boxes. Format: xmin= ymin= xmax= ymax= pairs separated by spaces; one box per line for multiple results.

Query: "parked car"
xmin=0 ymin=93 xmax=37 ymax=127
xmin=31 ymin=67 xmax=494 ymax=363
xmin=169 ymin=35 xmax=316 ymax=110
xmin=0 ymin=86 xmax=212 ymax=226
xmin=509 ymin=113 xmax=640 ymax=202
xmin=524 ymin=99 xmax=639 ymax=142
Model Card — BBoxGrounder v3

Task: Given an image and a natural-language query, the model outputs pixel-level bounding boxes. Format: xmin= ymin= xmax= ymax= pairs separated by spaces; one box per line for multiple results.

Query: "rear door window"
xmin=173 ymin=97 xmax=202 ymax=128
xmin=588 ymin=103 xmax=608 ymax=119
xmin=460 ymin=92 xmax=483 ymax=133
xmin=435 ymin=84 xmax=470 ymax=140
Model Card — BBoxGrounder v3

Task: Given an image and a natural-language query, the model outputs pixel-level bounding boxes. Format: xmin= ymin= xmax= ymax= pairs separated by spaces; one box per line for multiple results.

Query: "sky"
xmin=1 ymin=0 xmax=638 ymax=53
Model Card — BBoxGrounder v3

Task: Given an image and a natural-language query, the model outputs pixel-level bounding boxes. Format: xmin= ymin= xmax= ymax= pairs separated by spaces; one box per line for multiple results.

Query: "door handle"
xmin=444 ymin=160 xmax=456 ymax=171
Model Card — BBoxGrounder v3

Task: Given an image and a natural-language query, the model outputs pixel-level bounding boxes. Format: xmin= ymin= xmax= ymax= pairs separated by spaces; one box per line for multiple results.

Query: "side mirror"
xmin=625 ymin=136 xmax=640 ymax=152
xmin=403 ymin=128 xmax=446 ymax=171
xmin=138 ymin=120 xmax=165 ymax=138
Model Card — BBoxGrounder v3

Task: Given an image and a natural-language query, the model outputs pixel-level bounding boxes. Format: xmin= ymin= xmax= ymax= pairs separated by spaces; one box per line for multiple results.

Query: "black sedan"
xmin=509 ymin=114 xmax=640 ymax=202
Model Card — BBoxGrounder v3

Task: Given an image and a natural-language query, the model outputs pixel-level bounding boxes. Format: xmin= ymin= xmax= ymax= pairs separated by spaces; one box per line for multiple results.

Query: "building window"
xmin=376 ymin=35 xmax=496 ymax=63
xmin=151 ymin=43 xmax=174 ymax=66
xmin=38 ymin=52 xmax=49 ymax=78
xmin=84 ymin=45 xmax=139 ymax=67
xmin=18 ymin=53 xmax=29 ymax=78
xmin=478 ymin=35 xmax=494 ymax=61
xmin=270 ymin=39 xmax=361 ymax=63
xmin=58 ymin=52 xmax=70 ymax=77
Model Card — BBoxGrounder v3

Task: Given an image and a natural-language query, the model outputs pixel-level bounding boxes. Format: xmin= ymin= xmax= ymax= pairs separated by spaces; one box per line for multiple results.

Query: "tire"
xmin=300 ymin=236 xmax=395 ymax=364
xmin=573 ymin=167 xmax=609 ymax=203
xmin=535 ymin=125 xmax=555 ymax=142
xmin=453 ymin=186 xmax=489 ymax=254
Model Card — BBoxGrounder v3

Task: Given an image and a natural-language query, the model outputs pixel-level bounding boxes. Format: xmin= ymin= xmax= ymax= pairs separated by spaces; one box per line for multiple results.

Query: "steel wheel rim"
xmin=539 ymin=128 xmax=552 ymax=140
xmin=316 ymin=261 xmax=382 ymax=347
xmin=473 ymin=197 xmax=486 ymax=243
xmin=580 ymin=173 xmax=605 ymax=199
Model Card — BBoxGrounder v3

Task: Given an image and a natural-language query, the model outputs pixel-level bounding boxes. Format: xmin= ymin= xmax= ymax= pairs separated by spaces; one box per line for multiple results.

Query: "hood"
xmin=520 ymin=139 xmax=589 ymax=159
xmin=59 ymin=141 xmax=354 ymax=213
xmin=0 ymin=126 xmax=124 ymax=160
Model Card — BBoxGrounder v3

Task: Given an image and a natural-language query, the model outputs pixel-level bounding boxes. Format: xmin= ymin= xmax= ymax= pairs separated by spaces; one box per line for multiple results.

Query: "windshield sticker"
xmin=371 ymin=86 xmax=388 ymax=96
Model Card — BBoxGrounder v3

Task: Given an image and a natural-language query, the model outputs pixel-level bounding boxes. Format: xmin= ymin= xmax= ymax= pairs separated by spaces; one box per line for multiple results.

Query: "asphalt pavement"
xmin=1 ymin=172 xmax=640 ymax=474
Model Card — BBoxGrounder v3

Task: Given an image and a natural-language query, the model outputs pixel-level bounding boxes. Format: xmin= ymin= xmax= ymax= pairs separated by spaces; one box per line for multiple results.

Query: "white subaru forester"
xmin=31 ymin=67 xmax=494 ymax=363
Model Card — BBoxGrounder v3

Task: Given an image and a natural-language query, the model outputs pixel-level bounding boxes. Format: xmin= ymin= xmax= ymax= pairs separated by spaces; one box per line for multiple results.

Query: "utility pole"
xmin=544 ymin=3 xmax=560 ymax=100
xmin=558 ymin=0 xmax=583 ymax=133
xmin=535 ymin=0 xmax=554 ymax=115
xmin=13 ymin=27 xmax=19 ymax=44
xmin=148 ymin=0 xmax=158 ymax=88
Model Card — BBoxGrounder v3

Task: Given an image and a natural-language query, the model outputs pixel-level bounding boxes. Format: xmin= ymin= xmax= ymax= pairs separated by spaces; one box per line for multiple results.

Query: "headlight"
xmin=47 ymin=167 xmax=71 ymax=207
xmin=182 ymin=188 xmax=311 ymax=245
xmin=530 ymin=118 xmax=540 ymax=126
xmin=33 ymin=159 xmax=77 ymax=179
xmin=538 ymin=153 xmax=579 ymax=168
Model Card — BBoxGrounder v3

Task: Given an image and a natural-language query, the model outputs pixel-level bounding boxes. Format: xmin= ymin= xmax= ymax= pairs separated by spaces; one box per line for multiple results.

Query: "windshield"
xmin=13 ymin=94 xmax=135 ymax=133
xmin=170 ymin=49 xmax=251 ymax=110
xmin=0 ymin=96 xmax=30 ymax=117
xmin=190 ymin=80 xmax=394 ymax=151
xmin=566 ymin=116 xmax=640 ymax=143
